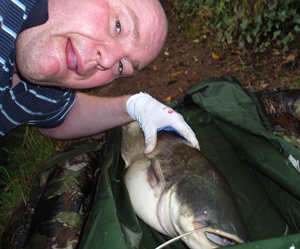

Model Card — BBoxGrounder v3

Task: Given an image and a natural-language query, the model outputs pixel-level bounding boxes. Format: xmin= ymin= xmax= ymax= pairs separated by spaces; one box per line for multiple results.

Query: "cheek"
xmin=82 ymin=70 xmax=114 ymax=88
xmin=16 ymin=35 xmax=63 ymax=82
xmin=96 ymin=70 xmax=114 ymax=85
xmin=75 ymin=2 xmax=111 ymax=37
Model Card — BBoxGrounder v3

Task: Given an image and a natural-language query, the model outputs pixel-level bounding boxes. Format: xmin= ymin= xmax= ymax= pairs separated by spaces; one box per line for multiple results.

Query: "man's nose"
xmin=95 ymin=42 xmax=125 ymax=70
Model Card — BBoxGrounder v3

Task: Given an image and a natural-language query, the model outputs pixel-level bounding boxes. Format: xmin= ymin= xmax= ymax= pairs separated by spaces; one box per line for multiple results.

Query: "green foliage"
xmin=0 ymin=126 xmax=57 ymax=239
xmin=171 ymin=0 xmax=300 ymax=52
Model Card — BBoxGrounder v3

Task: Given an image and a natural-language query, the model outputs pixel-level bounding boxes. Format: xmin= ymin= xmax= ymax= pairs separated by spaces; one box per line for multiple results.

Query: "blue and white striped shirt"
xmin=0 ymin=0 xmax=76 ymax=137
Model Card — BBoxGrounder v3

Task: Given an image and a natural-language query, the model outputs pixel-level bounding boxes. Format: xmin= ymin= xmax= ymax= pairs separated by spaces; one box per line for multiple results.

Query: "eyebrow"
xmin=132 ymin=61 xmax=139 ymax=73
xmin=124 ymin=4 xmax=140 ymax=73
xmin=124 ymin=4 xmax=140 ymax=41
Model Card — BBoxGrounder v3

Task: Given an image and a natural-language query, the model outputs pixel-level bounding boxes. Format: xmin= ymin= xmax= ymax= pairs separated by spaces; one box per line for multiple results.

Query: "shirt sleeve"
xmin=9 ymin=81 xmax=76 ymax=129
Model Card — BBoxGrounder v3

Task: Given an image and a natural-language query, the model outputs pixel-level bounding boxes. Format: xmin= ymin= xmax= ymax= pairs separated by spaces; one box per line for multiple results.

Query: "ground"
xmin=86 ymin=1 xmax=299 ymax=104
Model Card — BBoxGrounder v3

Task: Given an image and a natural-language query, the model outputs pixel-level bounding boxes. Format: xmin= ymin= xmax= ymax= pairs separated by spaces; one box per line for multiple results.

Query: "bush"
xmin=171 ymin=0 xmax=300 ymax=52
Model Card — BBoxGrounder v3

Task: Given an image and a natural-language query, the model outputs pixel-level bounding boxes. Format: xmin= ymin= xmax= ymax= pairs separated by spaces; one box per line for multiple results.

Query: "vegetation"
xmin=170 ymin=0 xmax=300 ymax=52
xmin=0 ymin=126 xmax=58 ymax=241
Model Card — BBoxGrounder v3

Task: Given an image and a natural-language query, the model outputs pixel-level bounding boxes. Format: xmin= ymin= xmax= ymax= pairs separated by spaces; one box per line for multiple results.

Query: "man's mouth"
xmin=66 ymin=39 xmax=78 ymax=71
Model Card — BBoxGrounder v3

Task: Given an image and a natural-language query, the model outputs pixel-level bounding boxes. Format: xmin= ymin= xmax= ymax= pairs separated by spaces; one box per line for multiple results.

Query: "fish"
xmin=121 ymin=121 xmax=250 ymax=249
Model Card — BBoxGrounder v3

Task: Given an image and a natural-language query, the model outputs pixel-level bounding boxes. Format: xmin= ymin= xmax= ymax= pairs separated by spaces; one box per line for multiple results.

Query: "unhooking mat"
xmin=3 ymin=76 xmax=300 ymax=249
xmin=79 ymin=76 xmax=300 ymax=249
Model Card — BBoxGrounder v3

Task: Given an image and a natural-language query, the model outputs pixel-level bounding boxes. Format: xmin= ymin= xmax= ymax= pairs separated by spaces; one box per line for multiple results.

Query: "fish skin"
xmin=121 ymin=121 xmax=250 ymax=249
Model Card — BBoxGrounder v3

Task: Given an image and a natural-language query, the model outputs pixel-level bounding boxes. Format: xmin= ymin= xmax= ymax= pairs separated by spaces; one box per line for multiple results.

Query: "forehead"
xmin=122 ymin=3 xmax=139 ymax=40
xmin=107 ymin=0 xmax=167 ymax=73
xmin=116 ymin=0 xmax=167 ymax=67
xmin=112 ymin=0 xmax=167 ymax=38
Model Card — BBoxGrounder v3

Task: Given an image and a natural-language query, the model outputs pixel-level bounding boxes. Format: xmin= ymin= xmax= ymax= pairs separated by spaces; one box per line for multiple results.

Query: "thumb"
xmin=143 ymin=127 xmax=157 ymax=154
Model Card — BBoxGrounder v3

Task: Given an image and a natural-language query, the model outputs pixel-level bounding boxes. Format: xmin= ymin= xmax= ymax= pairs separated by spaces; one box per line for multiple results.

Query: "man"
xmin=1 ymin=0 xmax=199 ymax=153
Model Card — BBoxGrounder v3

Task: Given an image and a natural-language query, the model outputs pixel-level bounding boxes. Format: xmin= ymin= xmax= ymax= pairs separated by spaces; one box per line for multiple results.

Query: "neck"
xmin=12 ymin=72 xmax=22 ymax=88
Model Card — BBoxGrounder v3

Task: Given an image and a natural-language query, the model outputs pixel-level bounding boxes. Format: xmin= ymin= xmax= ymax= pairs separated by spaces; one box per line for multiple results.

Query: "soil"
xmin=86 ymin=1 xmax=300 ymax=104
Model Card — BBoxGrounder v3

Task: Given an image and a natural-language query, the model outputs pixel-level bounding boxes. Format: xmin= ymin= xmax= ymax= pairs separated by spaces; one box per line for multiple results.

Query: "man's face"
xmin=15 ymin=0 xmax=167 ymax=89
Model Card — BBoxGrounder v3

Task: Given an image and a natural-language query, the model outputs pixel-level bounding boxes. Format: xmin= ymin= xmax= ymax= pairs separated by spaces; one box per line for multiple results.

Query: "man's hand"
xmin=126 ymin=93 xmax=200 ymax=154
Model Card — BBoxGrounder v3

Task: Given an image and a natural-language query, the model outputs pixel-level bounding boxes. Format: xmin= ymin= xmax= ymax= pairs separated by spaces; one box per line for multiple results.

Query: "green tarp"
xmin=78 ymin=76 xmax=300 ymax=249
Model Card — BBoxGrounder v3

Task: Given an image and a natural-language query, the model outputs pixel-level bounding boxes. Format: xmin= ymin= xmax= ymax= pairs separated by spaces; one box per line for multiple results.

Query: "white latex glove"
xmin=126 ymin=92 xmax=200 ymax=154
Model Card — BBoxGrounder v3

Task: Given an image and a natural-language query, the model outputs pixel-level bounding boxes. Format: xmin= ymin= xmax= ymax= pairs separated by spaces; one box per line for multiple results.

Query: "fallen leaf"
xmin=178 ymin=87 xmax=184 ymax=92
xmin=260 ymin=83 xmax=269 ymax=89
xmin=285 ymin=54 xmax=296 ymax=64
xmin=164 ymin=96 xmax=172 ymax=102
xmin=168 ymin=71 xmax=184 ymax=77
xmin=212 ymin=52 xmax=220 ymax=59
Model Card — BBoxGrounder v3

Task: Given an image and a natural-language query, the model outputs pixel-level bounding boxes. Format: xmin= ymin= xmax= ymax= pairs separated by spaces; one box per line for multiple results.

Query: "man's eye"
xmin=116 ymin=18 xmax=121 ymax=34
xmin=118 ymin=61 xmax=123 ymax=76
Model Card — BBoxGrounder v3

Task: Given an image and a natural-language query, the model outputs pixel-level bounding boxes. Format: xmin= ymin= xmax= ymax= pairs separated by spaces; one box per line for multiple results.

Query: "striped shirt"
xmin=0 ymin=0 xmax=76 ymax=137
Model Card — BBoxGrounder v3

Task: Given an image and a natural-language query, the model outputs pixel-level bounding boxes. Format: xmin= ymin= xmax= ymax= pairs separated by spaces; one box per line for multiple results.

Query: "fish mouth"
xmin=205 ymin=231 xmax=241 ymax=247
xmin=192 ymin=221 xmax=245 ymax=247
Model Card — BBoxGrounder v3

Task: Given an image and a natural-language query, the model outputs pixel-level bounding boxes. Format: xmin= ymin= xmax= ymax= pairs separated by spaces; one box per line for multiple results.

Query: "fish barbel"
xmin=121 ymin=121 xmax=250 ymax=248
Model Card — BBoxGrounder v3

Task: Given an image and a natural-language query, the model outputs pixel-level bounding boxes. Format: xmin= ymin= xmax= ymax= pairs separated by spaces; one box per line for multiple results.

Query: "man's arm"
xmin=39 ymin=91 xmax=200 ymax=154
xmin=38 ymin=92 xmax=133 ymax=139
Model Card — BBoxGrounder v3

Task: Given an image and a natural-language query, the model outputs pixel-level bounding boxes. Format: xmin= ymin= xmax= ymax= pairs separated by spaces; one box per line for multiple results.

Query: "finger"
xmin=143 ymin=128 xmax=157 ymax=154
xmin=190 ymin=137 xmax=200 ymax=150
xmin=182 ymin=131 xmax=200 ymax=150
xmin=173 ymin=122 xmax=200 ymax=151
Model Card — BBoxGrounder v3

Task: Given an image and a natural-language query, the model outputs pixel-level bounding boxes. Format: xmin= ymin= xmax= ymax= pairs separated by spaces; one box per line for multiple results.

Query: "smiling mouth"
xmin=66 ymin=39 xmax=78 ymax=71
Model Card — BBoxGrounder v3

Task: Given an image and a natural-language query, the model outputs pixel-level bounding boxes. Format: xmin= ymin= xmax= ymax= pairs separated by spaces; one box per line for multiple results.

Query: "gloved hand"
xmin=126 ymin=92 xmax=200 ymax=154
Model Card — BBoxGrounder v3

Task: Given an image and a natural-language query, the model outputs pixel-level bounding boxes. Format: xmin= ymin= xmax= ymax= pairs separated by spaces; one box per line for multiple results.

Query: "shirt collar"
xmin=19 ymin=0 xmax=49 ymax=34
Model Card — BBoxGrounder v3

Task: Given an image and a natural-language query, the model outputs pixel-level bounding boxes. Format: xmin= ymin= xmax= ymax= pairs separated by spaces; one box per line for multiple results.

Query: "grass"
xmin=0 ymin=125 xmax=59 ymax=243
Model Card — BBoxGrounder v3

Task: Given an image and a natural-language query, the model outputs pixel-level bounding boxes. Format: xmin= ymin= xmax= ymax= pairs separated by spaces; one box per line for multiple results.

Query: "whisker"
xmin=155 ymin=227 xmax=209 ymax=249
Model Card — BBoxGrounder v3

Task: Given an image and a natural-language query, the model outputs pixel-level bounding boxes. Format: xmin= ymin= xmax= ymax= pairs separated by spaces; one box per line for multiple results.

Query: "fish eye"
xmin=118 ymin=61 xmax=123 ymax=76
xmin=116 ymin=18 xmax=121 ymax=34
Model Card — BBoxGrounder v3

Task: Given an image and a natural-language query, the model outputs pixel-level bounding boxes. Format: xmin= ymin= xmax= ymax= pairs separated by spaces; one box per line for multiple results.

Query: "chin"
xmin=18 ymin=56 xmax=63 ymax=85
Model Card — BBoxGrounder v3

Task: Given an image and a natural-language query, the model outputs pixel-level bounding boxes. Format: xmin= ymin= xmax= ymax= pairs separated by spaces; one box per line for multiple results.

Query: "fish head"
xmin=159 ymin=174 xmax=250 ymax=249
xmin=125 ymin=156 xmax=249 ymax=249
